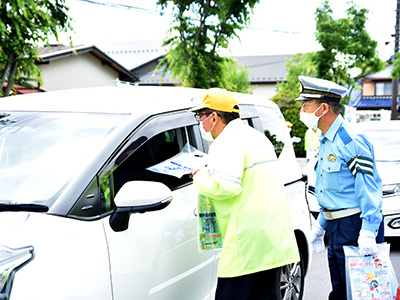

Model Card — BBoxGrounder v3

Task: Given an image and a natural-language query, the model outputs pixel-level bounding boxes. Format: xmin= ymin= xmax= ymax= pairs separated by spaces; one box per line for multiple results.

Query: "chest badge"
xmin=327 ymin=153 xmax=336 ymax=162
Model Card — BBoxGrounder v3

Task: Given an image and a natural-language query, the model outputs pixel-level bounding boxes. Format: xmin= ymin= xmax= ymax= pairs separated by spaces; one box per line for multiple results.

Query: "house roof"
xmin=95 ymin=40 xmax=292 ymax=84
xmin=96 ymin=40 xmax=167 ymax=70
xmin=349 ymin=63 xmax=400 ymax=109
xmin=365 ymin=64 xmax=393 ymax=79
xmin=353 ymin=96 xmax=399 ymax=109
xmin=37 ymin=44 xmax=139 ymax=82
xmin=131 ymin=54 xmax=293 ymax=86
xmin=349 ymin=82 xmax=399 ymax=109
xmin=235 ymin=54 xmax=292 ymax=83
xmin=348 ymin=81 xmax=362 ymax=106
xmin=132 ymin=56 xmax=176 ymax=86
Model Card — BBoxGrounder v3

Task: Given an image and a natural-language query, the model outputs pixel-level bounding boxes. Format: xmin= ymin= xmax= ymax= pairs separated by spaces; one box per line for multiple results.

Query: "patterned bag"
xmin=344 ymin=243 xmax=398 ymax=300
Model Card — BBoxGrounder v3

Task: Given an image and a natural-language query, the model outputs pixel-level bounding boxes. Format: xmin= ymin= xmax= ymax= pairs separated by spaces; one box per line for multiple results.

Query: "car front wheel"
xmin=277 ymin=249 xmax=305 ymax=300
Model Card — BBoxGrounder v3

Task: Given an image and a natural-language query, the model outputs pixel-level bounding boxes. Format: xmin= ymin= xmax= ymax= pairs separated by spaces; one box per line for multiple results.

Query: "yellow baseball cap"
xmin=188 ymin=88 xmax=240 ymax=113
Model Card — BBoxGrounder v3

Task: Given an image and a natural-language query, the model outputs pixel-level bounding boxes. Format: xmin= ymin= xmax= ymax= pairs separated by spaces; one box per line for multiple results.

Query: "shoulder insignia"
xmin=338 ymin=126 xmax=352 ymax=145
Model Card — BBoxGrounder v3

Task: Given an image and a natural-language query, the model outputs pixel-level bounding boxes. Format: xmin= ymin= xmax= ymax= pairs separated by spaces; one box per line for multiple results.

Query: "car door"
xmin=99 ymin=111 xmax=218 ymax=300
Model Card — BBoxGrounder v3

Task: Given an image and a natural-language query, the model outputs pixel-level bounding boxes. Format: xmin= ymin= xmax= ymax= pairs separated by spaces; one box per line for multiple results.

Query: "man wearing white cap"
xmin=189 ymin=88 xmax=300 ymax=300
xmin=296 ymin=76 xmax=384 ymax=300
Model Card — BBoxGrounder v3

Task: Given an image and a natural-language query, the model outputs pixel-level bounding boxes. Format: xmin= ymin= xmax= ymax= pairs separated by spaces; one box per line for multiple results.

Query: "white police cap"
xmin=295 ymin=76 xmax=348 ymax=102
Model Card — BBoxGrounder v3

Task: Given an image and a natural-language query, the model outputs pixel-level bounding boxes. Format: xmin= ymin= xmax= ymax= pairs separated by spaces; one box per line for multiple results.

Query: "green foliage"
xmin=0 ymin=0 xmax=73 ymax=97
xmin=314 ymin=0 xmax=385 ymax=87
xmin=264 ymin=129 xmax=284 ymax=157
xmin=391 ymin=52 xmax=400 ymax=79
xmin=220 ymin=58 xmax=253 ymax=93
xmin=157 ymin=0 xmax=258 ymax=92
xmin=272 ymin=1 xmax=386 ymax=157
xmin=272 ymin=53 xmax=317 ymax=106
xmin=271 ymin=53 xmax=317 ymax=157
xmin=280 ymin=101 xmax=307 ymax=158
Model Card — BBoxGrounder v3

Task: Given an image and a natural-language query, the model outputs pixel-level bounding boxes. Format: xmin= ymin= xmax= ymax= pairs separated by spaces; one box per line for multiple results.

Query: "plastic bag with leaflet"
xmin=344 ymin=243 xmax=398 ymax=300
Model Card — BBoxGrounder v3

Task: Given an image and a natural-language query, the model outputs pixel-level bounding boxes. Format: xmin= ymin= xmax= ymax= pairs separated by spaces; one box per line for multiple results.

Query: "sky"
xmin=55 ymin=0 xmax=397 ymax=61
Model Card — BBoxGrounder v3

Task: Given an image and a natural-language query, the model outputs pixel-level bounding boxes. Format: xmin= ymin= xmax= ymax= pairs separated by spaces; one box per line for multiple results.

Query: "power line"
xmin=77 ymin=0 xmax=163 ymax=15
xmin=75 ymin=0 xmax=298 ymax=34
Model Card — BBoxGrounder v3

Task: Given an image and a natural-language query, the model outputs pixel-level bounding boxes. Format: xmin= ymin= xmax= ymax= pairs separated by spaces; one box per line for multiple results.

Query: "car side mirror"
xmin=109 ymin=181 xmax=172 ymax=232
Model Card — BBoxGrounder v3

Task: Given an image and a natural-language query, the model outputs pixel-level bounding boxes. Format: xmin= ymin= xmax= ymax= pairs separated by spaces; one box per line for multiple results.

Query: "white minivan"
xmin=0 ymin=86 xmax=312 ymax=300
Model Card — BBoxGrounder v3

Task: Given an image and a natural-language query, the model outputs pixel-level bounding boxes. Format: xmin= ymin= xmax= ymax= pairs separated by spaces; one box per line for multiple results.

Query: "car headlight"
xmin=382 ymin=183 xmax=400 ymax=196
xmin=0 ymin=245 xmax=34 ymax=299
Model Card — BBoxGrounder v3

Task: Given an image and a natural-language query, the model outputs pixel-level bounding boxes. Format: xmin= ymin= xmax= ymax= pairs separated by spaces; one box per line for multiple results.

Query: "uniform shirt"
xmin=315 ymin=115 xmax=383 ymax=235
xmin=193 ymin=119 xmax=299 ymax=278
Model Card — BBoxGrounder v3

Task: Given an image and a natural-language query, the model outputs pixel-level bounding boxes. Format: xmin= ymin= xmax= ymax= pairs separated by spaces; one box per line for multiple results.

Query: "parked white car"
xmin=0 ymin=86 xmax=312 ymax=300
xmin=305 ymin=120 xmax=400 ymax=237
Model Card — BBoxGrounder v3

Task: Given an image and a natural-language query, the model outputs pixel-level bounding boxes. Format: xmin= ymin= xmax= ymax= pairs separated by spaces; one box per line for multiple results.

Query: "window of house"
xmin=376 ymin=82 xmax=390 ymax=96
xmin=375 ymin=82 xmax=400 ymax=96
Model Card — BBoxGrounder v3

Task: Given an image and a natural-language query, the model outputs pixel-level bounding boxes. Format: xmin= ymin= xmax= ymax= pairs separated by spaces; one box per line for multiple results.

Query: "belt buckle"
xmin=322 ymin=209 xmax=334 ymax=220
xmin=322 ymin=207 xmax=361 ymax=220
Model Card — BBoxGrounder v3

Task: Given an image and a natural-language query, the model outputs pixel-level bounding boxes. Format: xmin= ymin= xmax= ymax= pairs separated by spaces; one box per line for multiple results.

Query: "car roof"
xmin=355 ymin=120 xmax=400 ymax=131
xmin=0 ymin=86 xmax=279 ymax=115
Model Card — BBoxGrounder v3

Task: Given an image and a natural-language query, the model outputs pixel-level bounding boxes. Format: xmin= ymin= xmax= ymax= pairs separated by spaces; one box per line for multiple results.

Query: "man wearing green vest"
xmin=305 ymin=127 xmax=321 ymax=161
xmin=189 ymin=88 xmax=300 ymax=300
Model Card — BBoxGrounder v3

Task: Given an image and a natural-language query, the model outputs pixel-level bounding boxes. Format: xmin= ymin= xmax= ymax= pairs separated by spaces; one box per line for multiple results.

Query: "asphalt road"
xmin=303 ymin=237 xmax=400 ymax=299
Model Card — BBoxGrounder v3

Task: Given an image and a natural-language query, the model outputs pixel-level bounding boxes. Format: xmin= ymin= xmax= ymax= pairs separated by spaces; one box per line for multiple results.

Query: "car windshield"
xmin=0 ymin=111 xmax=127 ymax=206
xmin=363 ymin=128 xmax=400 ymax=161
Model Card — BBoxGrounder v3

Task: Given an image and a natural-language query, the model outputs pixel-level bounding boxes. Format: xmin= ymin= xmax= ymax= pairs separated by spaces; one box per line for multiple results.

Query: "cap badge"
xmin=327 ymin=153 xmax=336 ymax=162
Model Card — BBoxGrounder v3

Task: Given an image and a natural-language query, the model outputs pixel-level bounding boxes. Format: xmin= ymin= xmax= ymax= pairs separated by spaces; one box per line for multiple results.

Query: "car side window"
xmin=256 ymin=106 xmax=289 ymax=157
xmin=99 ymin=126 xmax=195 ymax=214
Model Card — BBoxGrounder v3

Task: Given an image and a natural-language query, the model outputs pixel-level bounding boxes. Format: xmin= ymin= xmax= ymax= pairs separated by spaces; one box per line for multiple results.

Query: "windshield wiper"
xmin=0 ymin=203 xmax=49 ymax=212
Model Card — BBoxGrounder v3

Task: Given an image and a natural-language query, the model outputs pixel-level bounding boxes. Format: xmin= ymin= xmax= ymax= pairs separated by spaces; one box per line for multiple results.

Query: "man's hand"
xmin=358 ymin=229 xmax=378 ymax=256
xmin=189 ymin=169 xmax=199 ymax=179
xmin=311 ymin=221 xmax=325 ymax=253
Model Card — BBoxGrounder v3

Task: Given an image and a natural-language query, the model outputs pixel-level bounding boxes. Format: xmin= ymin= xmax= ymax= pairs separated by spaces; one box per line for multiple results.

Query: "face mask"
xmin=299 ymin=104 xmax=324 ymax=130
xmin=200 ymin=114 xmax=215 ymax=141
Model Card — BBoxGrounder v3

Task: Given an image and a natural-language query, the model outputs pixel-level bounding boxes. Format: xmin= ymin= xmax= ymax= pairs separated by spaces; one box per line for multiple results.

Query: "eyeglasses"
xmin=300 ymin=102 xmax=318 ymax=108
xmin=194 ymin=112 xmax=212 ymax=122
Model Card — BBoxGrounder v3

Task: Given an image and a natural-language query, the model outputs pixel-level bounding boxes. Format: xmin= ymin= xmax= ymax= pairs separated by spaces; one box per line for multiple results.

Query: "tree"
xmin=220 ymin=58 xmax=253 ymax=93
xmin=314 ymin=0 xmax=385 ymax=91
xmin=272 ymin=1 xmax=385 ymax=157
xmin=0 ymin=0 xmax=73 ymax=97
xmin=272 ymin=53 xmax=317 ymax=107
xmin=156 ymin=0 xmax=258 ymax=92
xmin=271 ymin=53 xmax=318 ymax=157
xmin=391 ymin=52 xmax=400 ymax=78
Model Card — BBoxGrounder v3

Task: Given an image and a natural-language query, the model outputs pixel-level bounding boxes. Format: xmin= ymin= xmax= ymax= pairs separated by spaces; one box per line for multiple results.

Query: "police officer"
xmin=296 ymin=76 xmax=384 ymax=300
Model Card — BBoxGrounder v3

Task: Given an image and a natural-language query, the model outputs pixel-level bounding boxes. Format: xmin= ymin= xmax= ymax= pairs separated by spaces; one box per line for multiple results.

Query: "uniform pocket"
xmin=322 ymin=160 xmax=344 ymax=192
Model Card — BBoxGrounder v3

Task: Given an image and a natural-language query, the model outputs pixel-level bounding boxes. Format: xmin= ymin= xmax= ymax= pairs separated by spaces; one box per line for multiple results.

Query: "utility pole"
xmin=391 ymin=0 xmax=400 ymax=120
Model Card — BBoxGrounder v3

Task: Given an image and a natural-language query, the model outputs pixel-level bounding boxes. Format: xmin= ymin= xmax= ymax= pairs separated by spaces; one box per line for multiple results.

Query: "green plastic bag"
xmin=197 ymin=194 xmax=223 ymax=251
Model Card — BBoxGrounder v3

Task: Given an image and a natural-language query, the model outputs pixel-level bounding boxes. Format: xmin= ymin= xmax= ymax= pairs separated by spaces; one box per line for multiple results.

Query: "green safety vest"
xmin=304 ymin=128 xmax=321 ymax=151
xmin=193 ymin=119 xmax=300 ymax=277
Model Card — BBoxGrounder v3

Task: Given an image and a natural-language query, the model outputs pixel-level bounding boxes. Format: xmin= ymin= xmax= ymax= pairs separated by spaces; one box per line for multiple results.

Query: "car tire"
xmin=276 ymin=247 xmax=305 ymax=300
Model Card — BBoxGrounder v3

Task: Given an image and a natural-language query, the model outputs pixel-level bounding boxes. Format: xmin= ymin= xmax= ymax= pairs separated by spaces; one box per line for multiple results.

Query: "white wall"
xmin=250 ymin=83 xmax=278 ymax=100
xmin=39 ymin=53 xmax=119 ymax=91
